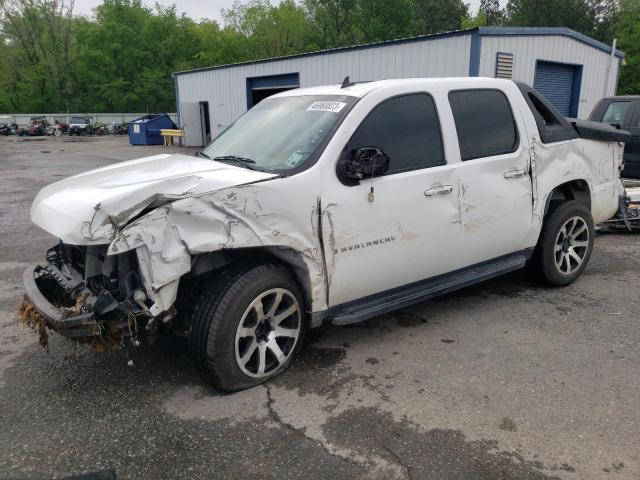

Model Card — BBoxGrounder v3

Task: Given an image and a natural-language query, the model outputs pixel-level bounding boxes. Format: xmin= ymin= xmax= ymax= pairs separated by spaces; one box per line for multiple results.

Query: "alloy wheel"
xmin=554 ymin=216 xmax=590 ymax=275
xmin=234 ymin=288 xmax=301 ymax=378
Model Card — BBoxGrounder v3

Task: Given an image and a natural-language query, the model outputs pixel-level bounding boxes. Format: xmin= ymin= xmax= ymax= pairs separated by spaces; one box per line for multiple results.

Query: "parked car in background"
xmin=68 ymin=116 xmax=94 ymax=135
xmin=21 ymin=78 xmax=629 ymax=392
xmin=589 ymin=96 xmax=640 ymax=178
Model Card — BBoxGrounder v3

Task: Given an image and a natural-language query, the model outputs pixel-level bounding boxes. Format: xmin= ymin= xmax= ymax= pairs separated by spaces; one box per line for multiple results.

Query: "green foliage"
xmin=480 ymin=0 xmax=503 ymax=25
xmin=223 ymin=0 xmax=313 ymax=58
xmin=616 ymin=0 xmax=640 ymax=94
xmin=356 ymin=0 xmax=413 ymax=43
xmin=505 ymin=0 xmax=615 ymax=42
xmin=303 ymin=0 xmax=358 ymax=49
xmin=0 ymin=0 xmax=637 ymax=113
xmin=412 ymin=0 xmax=469 ymax=35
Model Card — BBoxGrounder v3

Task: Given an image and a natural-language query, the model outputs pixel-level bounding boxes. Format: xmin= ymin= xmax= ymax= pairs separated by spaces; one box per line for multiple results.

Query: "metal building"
xmin=174 ymin=27 xmax=623 ymax=146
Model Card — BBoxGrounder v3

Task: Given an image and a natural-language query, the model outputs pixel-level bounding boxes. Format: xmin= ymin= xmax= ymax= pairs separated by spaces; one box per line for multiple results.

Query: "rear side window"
xmin=602 ymin=101 xmax=631 ymax=125
xmin=349 ymin=93 xmax=445 ymax=174
xmin=449 ymin=89 xmax=519 ymax=161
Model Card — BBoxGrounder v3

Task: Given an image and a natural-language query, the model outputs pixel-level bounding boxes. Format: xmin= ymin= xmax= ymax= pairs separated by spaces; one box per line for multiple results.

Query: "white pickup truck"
xmin=21 ymin=77 xmax=630 ymax=391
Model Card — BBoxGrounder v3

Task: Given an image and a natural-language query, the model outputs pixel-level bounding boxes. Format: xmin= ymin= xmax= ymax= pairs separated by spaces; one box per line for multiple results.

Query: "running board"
xmin=330 ymin=252 xmax=528 ymax=326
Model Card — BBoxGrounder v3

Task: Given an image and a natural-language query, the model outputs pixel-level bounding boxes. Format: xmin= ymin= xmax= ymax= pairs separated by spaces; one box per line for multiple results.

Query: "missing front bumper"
xmin=21 ymin=266 xmax=99 ymax=339
xmin=19 ymin=263 xmax=152 ymax=353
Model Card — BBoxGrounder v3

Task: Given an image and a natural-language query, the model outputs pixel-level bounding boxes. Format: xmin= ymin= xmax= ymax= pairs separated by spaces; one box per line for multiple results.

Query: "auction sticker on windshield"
xmin=307 ymin=101 xmax=347 ymax=113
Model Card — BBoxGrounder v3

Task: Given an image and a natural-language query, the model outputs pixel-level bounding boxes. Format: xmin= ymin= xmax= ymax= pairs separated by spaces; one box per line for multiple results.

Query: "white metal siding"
xmin=479 ymin=35 xmax=620 ymax=118
xmin=177 ymin=35 xmax=471 ymax=136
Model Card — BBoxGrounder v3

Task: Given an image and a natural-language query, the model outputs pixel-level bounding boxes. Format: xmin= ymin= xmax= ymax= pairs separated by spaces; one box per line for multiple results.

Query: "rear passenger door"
xmin=448 ymin=89 xmax=534 ymax=262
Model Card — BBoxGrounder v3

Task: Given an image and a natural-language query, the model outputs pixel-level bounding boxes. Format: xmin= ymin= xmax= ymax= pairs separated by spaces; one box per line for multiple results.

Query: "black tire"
xmin=189 ymin=263 xmax=306 ymax=391
xmin=530 ymin=200 xmax=594 ymax=286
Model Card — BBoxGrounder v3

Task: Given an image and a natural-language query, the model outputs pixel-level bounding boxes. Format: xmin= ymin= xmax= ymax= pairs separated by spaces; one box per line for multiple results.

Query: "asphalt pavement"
xmin=0 ymin=135 xmax=638 ymax=479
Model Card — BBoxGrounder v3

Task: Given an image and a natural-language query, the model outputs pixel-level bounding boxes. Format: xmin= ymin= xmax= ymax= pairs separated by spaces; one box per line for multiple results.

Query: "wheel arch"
xmin=188 ymin=247 xmax=316 ymax=316
xmin=543 ymin=179 xmax=592 ymax=219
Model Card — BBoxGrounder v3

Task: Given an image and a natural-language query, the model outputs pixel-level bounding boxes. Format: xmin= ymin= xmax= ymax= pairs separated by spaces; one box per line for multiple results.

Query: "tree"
xmin=506 ymin=0 xmax=597 ymax=34
xmin=505 ymin=0 xmax=621 ymax=43
xmin=303 ymin=0 xmax=358 ymax=49
xmin=356 ymin=0 xmax=413 ymax=42
xmin=411 ymin=0 xmax=469 ymax=35
xmin=480 ymin=0 xmax=503 ymax=25
xmin=588 ymin=0 xmax=618 ymax=43
xmin=223 ymin=0 xmax=313 ymax=58
xmin=0 ymin=0 xmax=76 ymax=112
xmin=615 ymin=0 xmax=640 ymax=94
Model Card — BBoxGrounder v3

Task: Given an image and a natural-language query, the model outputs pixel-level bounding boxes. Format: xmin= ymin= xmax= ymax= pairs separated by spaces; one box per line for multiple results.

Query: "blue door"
xmin=534 ymin=61 xmax=582 ymax=118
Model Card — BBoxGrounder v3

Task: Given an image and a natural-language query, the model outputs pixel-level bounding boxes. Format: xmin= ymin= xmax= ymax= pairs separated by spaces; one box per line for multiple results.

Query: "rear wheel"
xmin=531 ymin=200 xmax=594 ymax=286
xmin=189 ymin=264 xmax=306 ymax=391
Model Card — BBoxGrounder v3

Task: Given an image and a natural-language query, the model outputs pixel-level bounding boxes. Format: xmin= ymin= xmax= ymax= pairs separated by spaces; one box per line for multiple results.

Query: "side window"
xmin=602 ymin=101 xmax=631 ymax=125
xmin=449 ymin=89 xmax=519 ymax=161
xmin=349 ymin=93 xmax=445 ymax=174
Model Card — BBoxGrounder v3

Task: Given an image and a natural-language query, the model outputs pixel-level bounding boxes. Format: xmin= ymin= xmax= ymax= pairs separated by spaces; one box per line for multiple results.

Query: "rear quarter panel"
xmin=533 ymin=137 xmax=622 ymax=225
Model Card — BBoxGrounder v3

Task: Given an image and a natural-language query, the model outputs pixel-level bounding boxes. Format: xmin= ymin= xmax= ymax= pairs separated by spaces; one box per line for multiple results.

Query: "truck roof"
xmin=273 ymin=77 xmax=516 ymax=99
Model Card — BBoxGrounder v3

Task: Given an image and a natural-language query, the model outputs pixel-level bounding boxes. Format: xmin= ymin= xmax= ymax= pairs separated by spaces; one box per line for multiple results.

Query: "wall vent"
xmin=496 ymin=52 xmax=514 ymax=79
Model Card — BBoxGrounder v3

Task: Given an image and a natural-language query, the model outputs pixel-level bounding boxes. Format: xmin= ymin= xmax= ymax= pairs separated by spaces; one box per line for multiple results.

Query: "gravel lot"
xmin=0 ymin=135 xmax=638 ymax=480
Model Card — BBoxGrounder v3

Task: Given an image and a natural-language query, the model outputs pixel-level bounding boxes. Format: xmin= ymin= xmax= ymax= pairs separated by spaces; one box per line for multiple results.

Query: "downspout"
xmin=173 ymin=73 xmax=182 ymax=147
xmin=603 ymin=38 xmax=617 ymax=98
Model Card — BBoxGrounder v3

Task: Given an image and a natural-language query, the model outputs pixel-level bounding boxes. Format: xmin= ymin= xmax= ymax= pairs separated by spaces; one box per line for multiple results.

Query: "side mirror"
xmin=339 ymin=147 xmax=390 ymax=183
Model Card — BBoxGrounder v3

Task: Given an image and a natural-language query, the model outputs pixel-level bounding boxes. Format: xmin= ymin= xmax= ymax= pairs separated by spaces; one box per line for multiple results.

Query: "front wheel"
xmin=189 ymin=264 xmax=306 ymax=391
xmin=531 ymin=200 xmax=594 ymax=286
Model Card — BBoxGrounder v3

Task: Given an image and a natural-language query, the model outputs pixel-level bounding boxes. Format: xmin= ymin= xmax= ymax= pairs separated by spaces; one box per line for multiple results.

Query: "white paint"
xmin=179 ymin=102 xmax=205 ymax=147
xmin=29 ymin=77 xmax=624 ymax=321
xmin=30 ymin=153 xmax=277 ymax=245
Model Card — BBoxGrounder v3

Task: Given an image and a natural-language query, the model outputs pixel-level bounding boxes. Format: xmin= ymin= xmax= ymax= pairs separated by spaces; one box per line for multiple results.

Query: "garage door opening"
xmin=247 ymin=73 xmax=300 ymax=109
xmin=533 ymin=61 xmax=583 ymax=118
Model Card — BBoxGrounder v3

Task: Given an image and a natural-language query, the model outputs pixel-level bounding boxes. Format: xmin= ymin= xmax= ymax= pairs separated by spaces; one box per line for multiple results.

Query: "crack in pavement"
xmin=383 ymin=444 xmax=413 ymax=480
xmin=263 ymin=383 xmax=369 ymax=470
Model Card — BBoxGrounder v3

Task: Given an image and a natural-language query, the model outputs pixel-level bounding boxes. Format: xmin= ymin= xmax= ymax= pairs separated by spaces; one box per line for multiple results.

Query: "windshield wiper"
xmin=212 ymin=155 xmax=260 ymax=171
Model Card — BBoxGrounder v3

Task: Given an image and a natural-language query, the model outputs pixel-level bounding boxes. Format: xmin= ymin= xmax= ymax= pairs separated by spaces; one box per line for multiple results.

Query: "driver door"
xmin=322 ymin=92 xmax=465 ymax=307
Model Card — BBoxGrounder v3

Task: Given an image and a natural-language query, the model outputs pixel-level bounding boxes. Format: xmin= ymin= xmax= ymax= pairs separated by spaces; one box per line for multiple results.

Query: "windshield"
xmin=70 ymin=117 xmax=89 ymax=124
xmin=201 ymin=95 xmax=356 ymax=173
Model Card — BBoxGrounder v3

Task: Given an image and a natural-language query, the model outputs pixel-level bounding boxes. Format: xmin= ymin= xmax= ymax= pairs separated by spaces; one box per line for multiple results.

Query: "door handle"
xmin=503 ymin=169 xmax=527 ymax=179
xmin=424 ymin=185 xmax=453 ymax=197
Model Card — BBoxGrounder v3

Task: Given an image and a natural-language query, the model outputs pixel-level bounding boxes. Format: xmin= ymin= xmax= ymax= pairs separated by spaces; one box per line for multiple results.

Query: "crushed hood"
xmin=31 ymin=153 xmax=278 ymax=245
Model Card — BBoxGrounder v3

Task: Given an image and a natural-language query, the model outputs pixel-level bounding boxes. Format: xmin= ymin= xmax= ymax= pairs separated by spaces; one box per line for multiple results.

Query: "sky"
xmin=73 ymin=0 xmax=500 ymax=24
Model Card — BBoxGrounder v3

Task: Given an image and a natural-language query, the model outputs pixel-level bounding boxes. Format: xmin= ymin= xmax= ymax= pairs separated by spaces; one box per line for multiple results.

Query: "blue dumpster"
xmin=127 ymin=113 xmax=177 ymax=145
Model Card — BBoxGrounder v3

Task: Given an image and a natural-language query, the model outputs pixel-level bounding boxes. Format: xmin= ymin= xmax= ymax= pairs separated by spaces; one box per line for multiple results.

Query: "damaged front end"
xmin=19 ymin=242 xmax=154 ymax=351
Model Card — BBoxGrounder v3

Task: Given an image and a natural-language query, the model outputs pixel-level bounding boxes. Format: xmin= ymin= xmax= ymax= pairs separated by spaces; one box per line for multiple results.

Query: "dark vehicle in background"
xmin=0 ymin=116 xmax=18 ymax=135
xmin=69 ymin=116 xmax=94 ymax=136
xmin=110 ymin=122 xmax=128 ymax=135
xmin=0 ymin=123 xmax=17 ymax=135
xmin=589 ymin=96 xmax=640 ymax=178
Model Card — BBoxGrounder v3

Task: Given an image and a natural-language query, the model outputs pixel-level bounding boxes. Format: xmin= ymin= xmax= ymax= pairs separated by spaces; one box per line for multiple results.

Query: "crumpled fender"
xmin=108 ymin=183 xmax=327 ymax=317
